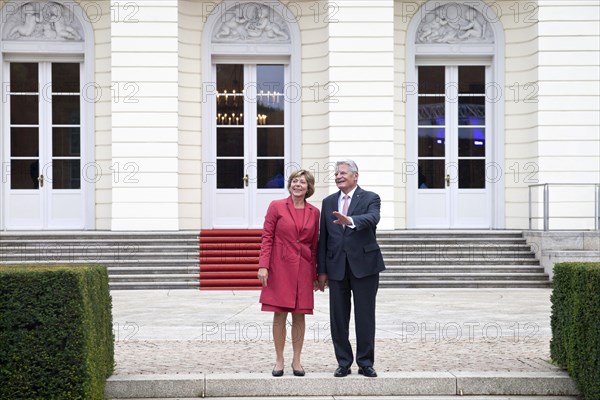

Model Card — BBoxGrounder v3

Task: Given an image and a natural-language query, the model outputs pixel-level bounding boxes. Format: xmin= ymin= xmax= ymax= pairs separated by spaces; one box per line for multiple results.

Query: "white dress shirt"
xmin=338 ymin=187 xmax=357 ymax=228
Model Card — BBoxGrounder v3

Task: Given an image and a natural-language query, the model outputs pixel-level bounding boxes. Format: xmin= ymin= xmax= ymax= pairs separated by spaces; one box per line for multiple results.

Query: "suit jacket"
xmin=317 ymin=186 xmax=385 ymax=281
xmin=259 ymin=196 xmax=320 ymax=309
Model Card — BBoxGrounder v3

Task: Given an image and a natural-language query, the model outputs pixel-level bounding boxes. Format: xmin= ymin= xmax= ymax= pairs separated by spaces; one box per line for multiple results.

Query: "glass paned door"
xmin=414 ymin=64 xmax=490 ymax=228
xmin=4 ymin=62 xmax=85 ymax=229
xmin=211 ymin=63 xmax=289 ymax=228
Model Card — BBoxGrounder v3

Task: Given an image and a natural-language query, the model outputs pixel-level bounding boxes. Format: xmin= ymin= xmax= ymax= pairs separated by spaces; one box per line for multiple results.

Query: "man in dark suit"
xmin=317 ymin=159 xmax=385 ymax=378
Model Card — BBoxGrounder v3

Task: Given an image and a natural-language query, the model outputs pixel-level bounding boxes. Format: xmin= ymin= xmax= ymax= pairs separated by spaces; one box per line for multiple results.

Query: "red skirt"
xmin=261 ymin=303 xmax=313 ymax=314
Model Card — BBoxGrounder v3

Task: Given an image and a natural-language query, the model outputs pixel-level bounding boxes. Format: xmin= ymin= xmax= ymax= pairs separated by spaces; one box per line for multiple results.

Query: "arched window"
xmin=1 ymin=1 xmax=94 ymax=230
xmin=201 ymin=1 xmax=301 ymax=228
xmin=406 ymin=1 xmax=505 ymax=229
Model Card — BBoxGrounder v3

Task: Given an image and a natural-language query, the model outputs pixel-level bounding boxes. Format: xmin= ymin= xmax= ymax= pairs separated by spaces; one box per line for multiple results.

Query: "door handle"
xmin=445 ymin=174 xmax=450 ymax=187
xmin=38 ymin=175 xmax=44 ymax=188
xmin=243 ymin=174 xmax=249 ymax=187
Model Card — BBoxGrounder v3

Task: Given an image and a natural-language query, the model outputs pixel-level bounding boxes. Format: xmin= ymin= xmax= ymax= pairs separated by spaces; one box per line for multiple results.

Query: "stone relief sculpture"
xmin=3 ymin=1 xmax=83 ymax=41
xmin=213 ymin=2 xmax=290 ymax=42
xmin=416 ymin=4 xmax=493 ymax=44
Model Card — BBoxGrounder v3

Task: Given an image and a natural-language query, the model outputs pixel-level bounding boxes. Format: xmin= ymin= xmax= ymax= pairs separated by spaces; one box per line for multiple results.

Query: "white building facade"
xmin=1 ymin=0 xmax=598 ymax=232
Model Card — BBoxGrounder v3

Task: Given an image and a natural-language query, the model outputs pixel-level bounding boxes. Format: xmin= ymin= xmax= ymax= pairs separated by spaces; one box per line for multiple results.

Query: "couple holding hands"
xmin=257 ymin=159 xmax=385 ymax=378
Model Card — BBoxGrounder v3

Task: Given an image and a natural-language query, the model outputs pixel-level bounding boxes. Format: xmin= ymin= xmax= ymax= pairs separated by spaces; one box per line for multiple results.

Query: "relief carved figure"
xmin=214 ymin=3 xmax=290 ymax=42
xmin=43 ymin=3 xmax=81 ymax=40
xmin=7 ymin=8 xmax=41 ymax=38
xmin=417 ymin=5 xmax=492 ymax=44
xmin=4 ymin=1 xmax=82 ymax=41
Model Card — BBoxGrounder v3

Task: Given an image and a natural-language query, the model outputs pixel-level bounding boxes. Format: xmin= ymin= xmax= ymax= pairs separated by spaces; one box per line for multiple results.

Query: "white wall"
xmin=295 ymin=0 xmax=331 ymax=206
xmin=178 ymin=0 xmax=204 ymax=230
xmin=534 ymin=1 xmax=599 ymax=229
xmin=501 ymin=0 xmax=540 ymax=229
xmin=393 ymin=0 xmax=422 ymax=229
xmin=86 ymin=0 xmax=113 ymax=230
xmin=110 ymin=0 xmax=179 ymax=230
xmin=326 ymin=0 xmax=395 ymax=229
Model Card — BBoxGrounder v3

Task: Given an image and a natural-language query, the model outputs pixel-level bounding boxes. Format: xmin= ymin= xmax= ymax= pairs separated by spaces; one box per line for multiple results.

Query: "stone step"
xmin=109 ymin=282 xmax=199 ymax=290
xmin=108 ymin=267 xmax=199 ymax=275
xmin=376 ymin=231 xmax=525 ymax=238
xmin=380 ymin=272 xmax=549 ymax=281
xmin=0 ymin=252 xmax=199 ymax=261
xmin=0 ymin=260 xmax=199 ymax=266
xmin=0 ymin=232 xmax=199 ymax=243
xmin=383 ymin=259 xmax=540 ymax=265
xmin=0 ymin=244 xmax=198 ymax=250
xmin=382 ymin=253 xmax=536 ymax=259
xmin=104 ymin=371 xmax=579 ymax=398
xmin=377 ymin=238 xmax=529 ymax=244
xmin=379 ymin=280 xmax=551 ymax=288
xmin=380 ymin=244 xmax=533 ymax=251
xmin=384 ymin=265 xmax=545 ymax=273
xmin=110 ymin=274 xmax=199 ymax=283
xmin=2 ymin=230 xmax=550 ymax=289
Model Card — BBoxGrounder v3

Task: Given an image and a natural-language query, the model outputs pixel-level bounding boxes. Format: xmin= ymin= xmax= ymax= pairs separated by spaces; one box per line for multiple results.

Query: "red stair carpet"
xmin=199 ymin=230 xmax=263 ymax=290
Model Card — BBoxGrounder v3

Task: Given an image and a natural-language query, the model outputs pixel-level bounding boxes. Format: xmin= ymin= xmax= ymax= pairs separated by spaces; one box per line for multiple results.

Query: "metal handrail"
xmin=528 ymin=183 xmax=600 ymax=230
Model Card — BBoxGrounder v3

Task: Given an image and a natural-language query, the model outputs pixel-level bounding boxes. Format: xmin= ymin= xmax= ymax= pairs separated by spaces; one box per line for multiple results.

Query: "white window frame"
xmin=0 ymin=2 xmax=95 ymax=230
xmin=201 ymin=0 xmax=301 ymax=229
xmin=406 ymin=0 xmax=505 ymax=229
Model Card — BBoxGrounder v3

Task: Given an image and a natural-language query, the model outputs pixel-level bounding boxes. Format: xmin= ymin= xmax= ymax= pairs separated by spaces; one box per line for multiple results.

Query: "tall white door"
xmin=207 ymin=63 xmax=291 ymax=228
xmin=3 ymin=62 xmax=86 ymax=230
xmin=413 ymin=65 xmax=491 ymax=228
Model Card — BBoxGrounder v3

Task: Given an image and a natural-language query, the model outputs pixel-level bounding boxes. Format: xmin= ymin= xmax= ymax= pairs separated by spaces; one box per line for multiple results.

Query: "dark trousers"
xmin=328 ymin=260 xmax=379 ymax=368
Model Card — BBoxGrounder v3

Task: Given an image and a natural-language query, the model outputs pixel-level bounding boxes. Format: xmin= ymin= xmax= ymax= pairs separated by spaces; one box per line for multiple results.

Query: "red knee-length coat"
xmin=259 ymin=196 xmax=320 ymax=310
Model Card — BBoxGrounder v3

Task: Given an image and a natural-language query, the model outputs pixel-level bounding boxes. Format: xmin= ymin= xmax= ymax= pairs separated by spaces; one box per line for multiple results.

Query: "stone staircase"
xmin=378 ymin=230 xmax=551 ymax=288
xmin=0 ymin=230 xmax=551 ymax=289
xmin=0 ymin=232 xmax=199 ymax=290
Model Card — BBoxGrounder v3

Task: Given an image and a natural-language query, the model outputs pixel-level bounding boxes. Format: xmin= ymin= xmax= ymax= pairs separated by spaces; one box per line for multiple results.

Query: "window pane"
xmin=459 ymin=159 xmax=485 ymax=189
xmin=418 ymin=66 xmax=445 ymax=94
xmin=217 ymin=159 xmax=244 ymax=189
xmin=52 ymin=63 xmax=80 ymax=92
xmin=257 ymin=65 xmax=284 ymax=125
xmin=216 ymin=102 xmax=244 ymax=125
xmin=10 ymin=63 xmax=38 ymax=92
xmin=458 ymin=96 xmax=485 ymax=125
xmin=11 ymin=128 xmax=39 ymax=157
xmin=53 ymin=128 xmax=81 ymax=157
xmin=52 ymin=160 xmax=81 ymax=189
xmin=458 ymin=128 xmax=485 ymax=157
xmin=217 ymin=64 xmax=244 ymax=93
xmin=257 ymin=99 xmax=284 ymax=125
xmin=52 ymin=95 xmax=80 ymax=124
xmin=418 ymin=159 xmax=445 ymax=189
xmin=217 ymin=128 xmax=243 ymax=157
xmin=418 ymin=97 xmax=445 ymax=125
xmin=258 ymin=128 xmax=284 ymax=157
xmin=11 ymin=95 xmax=38 ymax=124
xmin=459 ymin=66 xmax=485 ymax=94
xmin=11 ymin=160 xmax=39 ymax=190
xmin=258 ymin=159 xmax=284 ymax=189
xmin=216 ymin=65 xmax=244 ymax=123
xmin=418 ymin=128 xmax=445 ymax=157
xmin=257 ymin=65 xmax=284 ymax=94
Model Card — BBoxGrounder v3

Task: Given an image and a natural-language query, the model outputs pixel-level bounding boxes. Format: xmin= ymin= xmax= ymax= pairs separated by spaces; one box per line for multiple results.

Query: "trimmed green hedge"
xmin=0 ymin=265 xmax=114 ymax=399
xmin=550 ymin=262 xmax=600 ymax=400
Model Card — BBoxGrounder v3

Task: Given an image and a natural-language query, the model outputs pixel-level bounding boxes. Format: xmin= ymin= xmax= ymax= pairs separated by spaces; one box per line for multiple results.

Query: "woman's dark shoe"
xmin=291 ymin=363 xmax=305 ymax=376
xmin=272 ymin=366 xmax=284 ymax=377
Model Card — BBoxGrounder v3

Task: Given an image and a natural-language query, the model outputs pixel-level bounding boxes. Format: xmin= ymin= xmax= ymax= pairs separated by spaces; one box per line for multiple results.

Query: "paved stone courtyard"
xmin=111 ymin=289 xmax=562 ymax=376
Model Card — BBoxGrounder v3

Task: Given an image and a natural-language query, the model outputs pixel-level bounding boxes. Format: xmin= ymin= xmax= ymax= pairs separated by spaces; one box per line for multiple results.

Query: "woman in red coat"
xmin=257 ymin=169 xmax=320 ymax=377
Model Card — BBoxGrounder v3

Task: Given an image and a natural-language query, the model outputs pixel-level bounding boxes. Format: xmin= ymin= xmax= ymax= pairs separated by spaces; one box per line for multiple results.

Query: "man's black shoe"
xmin=358 ymin=366 xmax=377 ymax=377
xmin=334 ymin=366 xmax=351 ymax=377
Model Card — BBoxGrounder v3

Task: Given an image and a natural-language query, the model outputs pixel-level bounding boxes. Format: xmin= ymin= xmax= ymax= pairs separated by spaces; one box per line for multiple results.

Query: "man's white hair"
xmin=336 ymin=159 xmax=359 ymax=174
